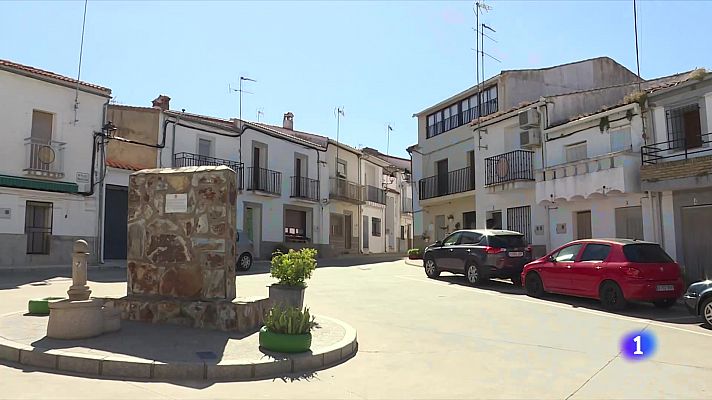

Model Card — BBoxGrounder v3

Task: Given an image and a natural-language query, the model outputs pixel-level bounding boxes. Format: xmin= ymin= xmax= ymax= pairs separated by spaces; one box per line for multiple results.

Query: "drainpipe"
xmin=358 ymin=153 xmax=363 ymax=254
xmin=170 ymin=113 xmax=178 ymax=167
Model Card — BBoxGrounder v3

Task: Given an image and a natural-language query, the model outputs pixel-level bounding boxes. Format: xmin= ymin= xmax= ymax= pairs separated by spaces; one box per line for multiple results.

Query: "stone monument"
xmin=115 ymin=166 xmax=270 ymax=333
xmin=47 ymin=240 xmax=121 ymax=339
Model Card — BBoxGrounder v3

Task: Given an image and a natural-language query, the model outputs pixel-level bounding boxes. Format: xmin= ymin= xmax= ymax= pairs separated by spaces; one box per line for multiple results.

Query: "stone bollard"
xmin=67 ymin=240 xmax=91 ymax=301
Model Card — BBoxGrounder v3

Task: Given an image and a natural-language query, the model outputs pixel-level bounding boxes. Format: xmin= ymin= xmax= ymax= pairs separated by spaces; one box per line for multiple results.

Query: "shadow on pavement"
xmin=237 ymin=255 xmax=407 ymax=276
xmin=433 ymin=272 xmax=702 ymax=326
xmin=0 ymin=269 xmax=126 ymax=291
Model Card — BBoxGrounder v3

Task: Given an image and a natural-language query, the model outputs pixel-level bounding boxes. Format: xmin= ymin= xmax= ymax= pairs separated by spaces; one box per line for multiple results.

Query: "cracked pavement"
xmin=0 ymin=259 xmax=711 ymax=399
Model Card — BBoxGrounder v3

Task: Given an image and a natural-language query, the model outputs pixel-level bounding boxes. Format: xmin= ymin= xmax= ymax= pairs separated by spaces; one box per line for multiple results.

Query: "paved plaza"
xmin=1 ymin=257 xmax=711 ymax=399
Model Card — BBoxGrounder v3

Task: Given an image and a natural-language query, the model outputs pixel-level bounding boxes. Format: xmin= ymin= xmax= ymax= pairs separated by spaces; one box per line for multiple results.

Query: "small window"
xmin=459 ymin=231 xmax=482 ymax=245
xmin=553 ymin=244 xmax=583 ymax=262
xmin=336 ymin=160 xmax=347 ymax=178
xmin=198 ymin=138 xmax=212 ymax=157
xmin=400 ymin=226 xmax=405 ymax=240
xmin=25 ymin=201 xmax=53 ymax=254
xmin=610 ymin=127 xmax=632 ymax=152
xmin=579 ymin=244 xmax=611 ymax=262
xmin=565 ymin=142 xmax=587 ymax=163
xmin=623 ymin=244 xmax=674 ymax=263
xmin=372 ymin=217 xmax=381 ymax=237
xmin=442 ymin=232 xmax=460 ymax=246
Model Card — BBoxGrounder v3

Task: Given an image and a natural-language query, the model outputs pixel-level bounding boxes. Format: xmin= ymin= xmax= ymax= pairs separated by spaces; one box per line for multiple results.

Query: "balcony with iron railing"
xmin=364 ymin=185 xmax=386 ymax=205
xmin=290 ymin=176 xmax=319 ymax=202
xmin=640 ymin=132 xmax=712 ymax=185
xmin=247 ymin=166 xmax=281 ymax=195
xmin=418 ymin=166 xmax=475 ymax=201
xmin=329 ymin=177 xmax=363 ymax=204
xmin=173 ymin=152 xmax=244 ymax=189
xmin=24 ymin=138 xmax=66 ymax=179
xmin=484 ymin=149 xmax=534 ymax=187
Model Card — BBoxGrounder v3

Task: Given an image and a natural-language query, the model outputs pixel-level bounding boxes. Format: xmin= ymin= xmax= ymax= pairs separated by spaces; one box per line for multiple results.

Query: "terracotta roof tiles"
xmin=0 ymin=59 xmax=111 ymax=94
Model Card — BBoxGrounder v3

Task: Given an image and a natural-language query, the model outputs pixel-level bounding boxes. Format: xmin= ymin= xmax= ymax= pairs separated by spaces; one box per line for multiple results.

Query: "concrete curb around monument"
xmin=0 ymin=314 xmax=357 ymax=381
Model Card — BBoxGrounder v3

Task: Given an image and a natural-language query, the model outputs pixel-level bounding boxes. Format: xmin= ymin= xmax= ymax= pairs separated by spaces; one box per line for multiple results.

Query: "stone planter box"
xmin=268 ymin=285 xmax=305 ymax=309
xmin=258 ymin=326 xmax=312 ymax=353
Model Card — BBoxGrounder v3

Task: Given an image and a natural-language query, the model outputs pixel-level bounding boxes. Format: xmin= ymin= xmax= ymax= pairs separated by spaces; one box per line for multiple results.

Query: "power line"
xmin=73 ymin=0 xmax=88 ymax=124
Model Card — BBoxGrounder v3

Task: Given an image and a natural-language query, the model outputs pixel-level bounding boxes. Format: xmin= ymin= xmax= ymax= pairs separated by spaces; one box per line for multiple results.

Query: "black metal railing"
xmin=641 ymin=133 xmax=712 ymax=165
xmin=247 ymin=166 xmax=281 ymax=195
xmin=173 ymin=152 xmax=244 ymax=189
xmin=329 ymin=177 xmax=363 ymax=203
xmin=290 ymin=176 xmax=319 ymax=202
xmin=365 ymin=185 xmax=386 ymax=204
xmin=418 ymin=166 xmax=475 ymax=200
xmin=427 ymin=98 xmax=499 ymax=138
xmin=484 ymin=149 xmax=534 ymax=186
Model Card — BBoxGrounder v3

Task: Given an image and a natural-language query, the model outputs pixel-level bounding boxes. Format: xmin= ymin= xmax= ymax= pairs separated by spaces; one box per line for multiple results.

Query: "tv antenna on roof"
xmin=229 ymin=76 xmax=256 ymax=160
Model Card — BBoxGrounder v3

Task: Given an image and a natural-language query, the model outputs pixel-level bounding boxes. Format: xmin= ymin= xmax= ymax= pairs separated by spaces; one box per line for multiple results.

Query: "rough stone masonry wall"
xmin=640 ymin=155 xmax=712 ymax=182
xmin=126 ymin=166 xmax=237 ymax=300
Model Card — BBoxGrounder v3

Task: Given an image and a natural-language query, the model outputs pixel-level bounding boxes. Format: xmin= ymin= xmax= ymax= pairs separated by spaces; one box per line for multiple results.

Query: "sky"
xmin=2 ymin=1 xmax=711 ymax=158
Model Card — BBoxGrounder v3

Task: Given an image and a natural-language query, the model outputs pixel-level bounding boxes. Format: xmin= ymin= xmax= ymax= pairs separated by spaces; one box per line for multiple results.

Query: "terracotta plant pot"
xmin=259 ymin=326 xmax=312 ymax=353
xmin=268 ymin=284 xmax=305 ymax=309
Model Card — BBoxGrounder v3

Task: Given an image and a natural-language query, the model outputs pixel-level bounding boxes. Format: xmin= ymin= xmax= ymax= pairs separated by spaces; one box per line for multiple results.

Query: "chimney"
xmin=151 ymin=95 xmax=171 ymax=111
xmin=283 ymin=112 xmax=294 ymax=130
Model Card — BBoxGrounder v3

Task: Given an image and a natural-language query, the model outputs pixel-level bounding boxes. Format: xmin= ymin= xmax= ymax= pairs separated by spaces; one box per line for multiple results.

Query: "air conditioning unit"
xmin=520 ymin=129 xmax=542 ymax=149
xmin=518 ymin=109 xmax=540 ymax=128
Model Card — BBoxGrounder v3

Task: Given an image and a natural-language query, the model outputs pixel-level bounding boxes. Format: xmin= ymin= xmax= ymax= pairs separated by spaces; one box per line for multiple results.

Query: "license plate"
xmin=508 ymin=252 xmax=524 ymax=257
xmin=656 ymin=284 xmax=674 ymax=292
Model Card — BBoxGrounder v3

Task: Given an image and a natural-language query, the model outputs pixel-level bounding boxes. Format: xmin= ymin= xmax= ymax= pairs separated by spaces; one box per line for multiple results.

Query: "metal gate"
xmin=103 ymin=185 xmax=128 ymax=259
xmin=506 ymin=206 xmax=531 ymax=244
xmin=681 ymin=204 xmax=712 ymax=282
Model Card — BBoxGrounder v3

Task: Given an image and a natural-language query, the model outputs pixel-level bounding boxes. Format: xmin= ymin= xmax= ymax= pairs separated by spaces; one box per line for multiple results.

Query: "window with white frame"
xmin=425 ymin=86 xmax=498 ymax=139
xmin=565 ymin=142 xmax=588 ymax=163
xmin=198 ymin=138 xmax=213 ymax=157
xmin=610 ymin=127 xmax=632 ymax=153
xmin=372 ymin=217 xmax=382 ymax=237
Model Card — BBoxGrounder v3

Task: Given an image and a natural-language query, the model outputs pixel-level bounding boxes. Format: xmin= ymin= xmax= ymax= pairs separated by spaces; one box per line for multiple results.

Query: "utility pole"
xmin=386 ymin=124 xmax=393 ymax=156
xmin=335 ymin=107 xmax=345 ymax=177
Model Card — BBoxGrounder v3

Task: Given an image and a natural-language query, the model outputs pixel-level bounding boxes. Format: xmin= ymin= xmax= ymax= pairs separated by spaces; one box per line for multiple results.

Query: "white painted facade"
xmin=0 ymin=61 xmax=110 ymax=265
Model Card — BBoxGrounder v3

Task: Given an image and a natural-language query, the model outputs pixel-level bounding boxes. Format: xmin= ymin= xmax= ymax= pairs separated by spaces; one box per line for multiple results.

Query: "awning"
xmin=0 ymin=175 xmax=79 ymax=194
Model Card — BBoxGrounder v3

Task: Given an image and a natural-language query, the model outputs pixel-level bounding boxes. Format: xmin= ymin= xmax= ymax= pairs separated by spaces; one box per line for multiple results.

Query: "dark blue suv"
xmin=423 ymin=229 xmax=532 ymax=286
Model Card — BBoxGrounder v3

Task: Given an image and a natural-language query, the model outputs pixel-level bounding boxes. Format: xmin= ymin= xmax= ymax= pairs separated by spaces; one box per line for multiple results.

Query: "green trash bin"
xmin=28 ymin=297 xmax=65 ymax=315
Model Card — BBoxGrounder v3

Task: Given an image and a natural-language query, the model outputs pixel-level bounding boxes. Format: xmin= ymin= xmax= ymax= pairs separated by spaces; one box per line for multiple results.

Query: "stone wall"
xmin=126 ymin=166 xmax=237 ymax=301
xmin=640 ymin=155 xmax=712 ymax=182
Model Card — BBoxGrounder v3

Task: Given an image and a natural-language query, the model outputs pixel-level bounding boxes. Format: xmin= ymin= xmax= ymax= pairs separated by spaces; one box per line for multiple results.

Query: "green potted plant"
xmin=259 ymin=305 xmax=316 ymax=353
xmin=269 ymin=248 xmax=317 ymax=309
xmin=407 ymin=248 xmax=422 ymax=260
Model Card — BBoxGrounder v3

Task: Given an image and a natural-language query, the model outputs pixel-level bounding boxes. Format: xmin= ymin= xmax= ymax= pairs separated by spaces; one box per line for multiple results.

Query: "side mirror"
xmin=548 ymin=255 xmax=556 ymax=263
xmin=434 ymin=240 xmax=442 ymax=247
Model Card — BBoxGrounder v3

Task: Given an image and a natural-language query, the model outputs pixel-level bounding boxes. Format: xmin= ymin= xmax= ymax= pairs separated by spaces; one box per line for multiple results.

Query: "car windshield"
xmin=623 ymin=244 xmax=674 ymax=263
xmin=487 ymin=235 xmax=525 ymax=248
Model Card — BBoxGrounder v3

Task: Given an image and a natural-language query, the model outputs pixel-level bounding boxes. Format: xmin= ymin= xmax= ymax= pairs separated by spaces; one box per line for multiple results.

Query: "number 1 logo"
xmin=621 ymin=331 xmax=656 ymax=361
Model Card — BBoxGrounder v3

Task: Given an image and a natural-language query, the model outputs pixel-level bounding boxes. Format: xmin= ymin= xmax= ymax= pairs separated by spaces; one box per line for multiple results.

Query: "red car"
xmin=521 ymin=239 xmax=684 ymax=310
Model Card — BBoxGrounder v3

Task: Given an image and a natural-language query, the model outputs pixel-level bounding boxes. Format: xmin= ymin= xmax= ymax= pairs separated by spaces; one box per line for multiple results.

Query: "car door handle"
xmin=595 ymin=266 xmax=603 ymax=270
xmin=466 ymin=249 xmax=471 ymax=253
xmin=449 ymin=249 xmax=454 ymax=252
xmin=566 ymin=265 xmax=572 ymax=269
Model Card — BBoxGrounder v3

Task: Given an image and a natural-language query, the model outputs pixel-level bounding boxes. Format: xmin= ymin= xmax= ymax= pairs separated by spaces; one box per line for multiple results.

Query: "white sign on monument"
xmin=165 ymin=193 xmax=188 ymax=213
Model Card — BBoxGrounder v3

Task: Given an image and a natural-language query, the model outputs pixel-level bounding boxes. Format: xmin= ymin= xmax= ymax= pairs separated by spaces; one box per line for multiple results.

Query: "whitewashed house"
xmin=640 ymin=69 xmax=712 ymax=282
xmin=0 ymin=59 xmax=111 ymax=266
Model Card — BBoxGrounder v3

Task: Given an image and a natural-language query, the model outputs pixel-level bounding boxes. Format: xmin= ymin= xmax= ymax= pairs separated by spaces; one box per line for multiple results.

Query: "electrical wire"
xmin=73 ymin=0 xmax=88 ymax=123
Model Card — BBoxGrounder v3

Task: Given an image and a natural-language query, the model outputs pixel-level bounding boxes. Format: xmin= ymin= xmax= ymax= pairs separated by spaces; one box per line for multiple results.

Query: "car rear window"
xmin=487 ymin=235 xmax=525 ymax=248
xmin=623 ymin=244 xmax=674 ymax=263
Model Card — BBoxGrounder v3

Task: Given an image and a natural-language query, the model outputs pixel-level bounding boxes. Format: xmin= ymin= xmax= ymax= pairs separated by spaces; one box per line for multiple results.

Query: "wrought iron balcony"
xmin=418 ymin=166 xmax=474 ymax=200
xmin=290 ymin=176 xmax=319 ymax=202
xmin=329 ymin=177 xmax=363 ymax=204
xmin=641 ymin=132 xmax=712 ymax=165
xmin=24 ymin=138 xmax=66 ymax=179
xmin=247 ymin=166 xmax=281 ymax=195
xmin=173 ymin=152 xmax=244 ymax=189
xmin=484 ymin=149 xmax=534 ymax=186
xmin=365 ymin=185 xmax=386 ymax=205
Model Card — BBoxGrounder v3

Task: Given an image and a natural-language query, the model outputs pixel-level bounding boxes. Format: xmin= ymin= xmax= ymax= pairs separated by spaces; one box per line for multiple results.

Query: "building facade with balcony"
xmin=0 ymin=59 xmax=111 ymax=266
xmin=640 ymin=70 xmax=712 ymax=282
xmin=411 ymin=57 xmax=640 ymax=250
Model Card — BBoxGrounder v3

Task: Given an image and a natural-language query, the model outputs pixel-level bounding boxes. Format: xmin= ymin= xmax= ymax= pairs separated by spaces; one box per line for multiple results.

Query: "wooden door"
xmin=575 ymin=211 xmax=592 ymax=240
xmin=683 ymin=109 xmax=702 ymax=149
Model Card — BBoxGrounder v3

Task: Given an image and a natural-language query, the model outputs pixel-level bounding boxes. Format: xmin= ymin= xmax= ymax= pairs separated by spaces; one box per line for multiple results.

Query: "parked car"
xmin=522 ymin=239 xmax=684 ymax=310
xmin=683 ymin=280 xmax=712 ymax=328
xmin=423 ymin=229 xmax=531 ymax=285
xmin=236 ymin=229 xmax=254 ymax=271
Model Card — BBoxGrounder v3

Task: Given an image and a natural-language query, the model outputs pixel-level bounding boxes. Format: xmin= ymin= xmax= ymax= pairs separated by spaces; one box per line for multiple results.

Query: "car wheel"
xmin=465 ymin=263 xmax=485 ymax=286
xmin=701 ymin=297 xmax=712 ymax=328
xmin=511 ymin=274 xmax=522 ymax=287
xmin=237 ymin=252 xmax=252 ymax=271
xmin=525 ymin=272 xmax=544 ymax=298
xmin=599 ymin=281 xmax=627 ymax=311
xmin=424 ymin=257 xmax=440 ymax=278
xmin=653 ymin=299 xmax=676 ymax=309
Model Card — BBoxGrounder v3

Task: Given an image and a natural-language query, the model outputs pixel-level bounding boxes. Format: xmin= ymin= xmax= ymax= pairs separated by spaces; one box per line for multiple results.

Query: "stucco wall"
xmin=107 ymin=106 xmax=159 ymax=169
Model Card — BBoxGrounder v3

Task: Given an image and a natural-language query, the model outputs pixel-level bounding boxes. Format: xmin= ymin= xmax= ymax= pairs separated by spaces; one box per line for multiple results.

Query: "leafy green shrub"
xmin=271 ymin=244 xmax=289 ymax=258
xmin=264 ymin=305 xmax=316 ymax=335
xmin=407 ymin=248 xmax=421 ymax=256
xmin=270 ymin=248 xmax=317 ymax=287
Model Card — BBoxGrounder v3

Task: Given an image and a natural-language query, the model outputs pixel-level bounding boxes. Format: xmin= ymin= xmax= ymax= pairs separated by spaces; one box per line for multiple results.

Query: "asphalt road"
xmin=1 ymin=259 xmax=711 ymax=399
